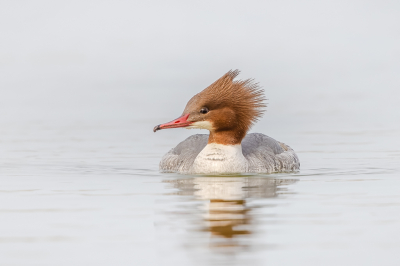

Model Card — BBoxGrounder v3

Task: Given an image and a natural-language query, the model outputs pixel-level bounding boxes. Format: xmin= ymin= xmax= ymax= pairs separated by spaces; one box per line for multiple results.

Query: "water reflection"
xmin=163 ymin=176 xmax=297 ymax=251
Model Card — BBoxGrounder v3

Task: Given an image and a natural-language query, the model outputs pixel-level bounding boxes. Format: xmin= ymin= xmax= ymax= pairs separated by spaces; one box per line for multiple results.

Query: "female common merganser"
xmin=153 ymin=70 xmax=300 ymax=174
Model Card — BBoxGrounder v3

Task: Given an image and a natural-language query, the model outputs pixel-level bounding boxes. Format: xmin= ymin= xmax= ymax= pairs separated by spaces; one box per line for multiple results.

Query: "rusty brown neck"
xmin=207 ymin=130 xmax=246 ymax=145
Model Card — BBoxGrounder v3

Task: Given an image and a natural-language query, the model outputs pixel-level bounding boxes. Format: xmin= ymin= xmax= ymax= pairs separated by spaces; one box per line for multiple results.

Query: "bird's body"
xmin=159 ymin=133 xmax=299 ymax=174
xmin=154 ymin=70 xmax=300 ymax=174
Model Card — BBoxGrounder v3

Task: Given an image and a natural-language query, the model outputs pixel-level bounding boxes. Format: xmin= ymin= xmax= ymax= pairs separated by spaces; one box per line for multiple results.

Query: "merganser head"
xmin=153 ymin=70 xmax=266 ymax=145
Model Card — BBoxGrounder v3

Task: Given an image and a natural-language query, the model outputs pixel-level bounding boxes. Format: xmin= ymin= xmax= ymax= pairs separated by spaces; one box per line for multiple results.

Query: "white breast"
xmin=192 ymin=143 xmax=249 ymax=174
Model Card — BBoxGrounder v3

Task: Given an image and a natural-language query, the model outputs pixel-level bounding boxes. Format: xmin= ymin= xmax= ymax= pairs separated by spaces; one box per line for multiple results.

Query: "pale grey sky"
xmin=1 ymin=0 xmax=399 ymax=129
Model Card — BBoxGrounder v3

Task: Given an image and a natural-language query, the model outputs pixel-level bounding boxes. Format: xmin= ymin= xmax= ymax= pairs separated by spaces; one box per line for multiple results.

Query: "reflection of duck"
xmin=154 ymin=70 xmax=300 ymax=174
xmin=204 ymin=199 xmax=250 ymax=240
xmin=164 ymin=176 xmax=297 ymax=248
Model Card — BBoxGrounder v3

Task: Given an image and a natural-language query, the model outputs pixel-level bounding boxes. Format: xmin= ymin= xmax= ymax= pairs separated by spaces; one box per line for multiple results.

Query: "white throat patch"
xmin=186 ymin=121 xmax=214 ymax=131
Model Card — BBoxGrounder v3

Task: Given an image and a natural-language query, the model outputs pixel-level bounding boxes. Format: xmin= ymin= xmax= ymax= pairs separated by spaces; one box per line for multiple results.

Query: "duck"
xmin=153 ymin=70 xmax=300 ymax=174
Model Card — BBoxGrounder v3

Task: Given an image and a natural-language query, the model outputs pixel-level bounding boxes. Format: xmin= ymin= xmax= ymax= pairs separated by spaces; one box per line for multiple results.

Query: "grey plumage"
xmin=160 ymin=133 xmax=300 ymax=174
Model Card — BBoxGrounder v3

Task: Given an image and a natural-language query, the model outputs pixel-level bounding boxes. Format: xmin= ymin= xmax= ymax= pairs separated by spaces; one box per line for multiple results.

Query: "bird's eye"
xmin=200 ymin=107 xmax=209 ymax=114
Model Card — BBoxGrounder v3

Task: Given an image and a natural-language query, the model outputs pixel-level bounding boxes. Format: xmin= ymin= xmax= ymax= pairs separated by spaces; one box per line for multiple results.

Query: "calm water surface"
xmin=1 ymin=120 xmax=399 ymax=266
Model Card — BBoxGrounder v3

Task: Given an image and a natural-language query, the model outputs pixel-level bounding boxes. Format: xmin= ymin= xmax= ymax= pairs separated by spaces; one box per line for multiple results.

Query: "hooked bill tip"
xmin=153 ymin=125 xmax=161 ymax=132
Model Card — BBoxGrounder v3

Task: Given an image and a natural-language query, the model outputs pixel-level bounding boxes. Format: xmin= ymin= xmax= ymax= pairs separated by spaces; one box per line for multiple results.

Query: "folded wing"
xmin=242 ymin=133 xmax=300 ymax=173
xmin=159 ymin=134 xmax=208 ymax=173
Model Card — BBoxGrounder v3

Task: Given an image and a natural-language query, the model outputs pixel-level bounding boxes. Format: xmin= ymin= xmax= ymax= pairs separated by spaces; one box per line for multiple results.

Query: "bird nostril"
xmin=175 ymin=121 xmax=180 ymax=124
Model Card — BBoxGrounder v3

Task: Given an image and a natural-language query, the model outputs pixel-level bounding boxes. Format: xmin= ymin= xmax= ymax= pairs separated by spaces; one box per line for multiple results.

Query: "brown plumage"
xmin=183 ymin=70 xmax=266 ymax=145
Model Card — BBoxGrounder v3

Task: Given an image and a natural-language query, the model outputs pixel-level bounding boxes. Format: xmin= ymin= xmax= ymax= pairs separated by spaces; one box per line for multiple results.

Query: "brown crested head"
xmin=182 ymin=70 xmax=266 ymax=145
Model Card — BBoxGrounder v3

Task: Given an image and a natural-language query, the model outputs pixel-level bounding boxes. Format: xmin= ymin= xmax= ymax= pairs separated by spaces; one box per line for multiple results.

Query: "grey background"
xmin=1 ymin=0 xmax=399 ymax=131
